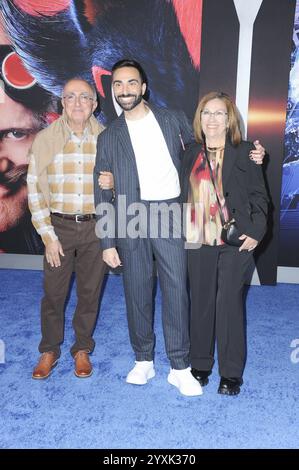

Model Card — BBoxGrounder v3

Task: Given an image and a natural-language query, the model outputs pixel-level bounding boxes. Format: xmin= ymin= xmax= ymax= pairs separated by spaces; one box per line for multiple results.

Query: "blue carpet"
xmin=0 ymin=269 xmax=298 ymax=449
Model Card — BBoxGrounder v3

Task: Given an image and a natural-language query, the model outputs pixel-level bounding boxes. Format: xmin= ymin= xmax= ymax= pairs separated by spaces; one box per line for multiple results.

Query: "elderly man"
xmin=28 ymin=78 xmax=108 ymax=379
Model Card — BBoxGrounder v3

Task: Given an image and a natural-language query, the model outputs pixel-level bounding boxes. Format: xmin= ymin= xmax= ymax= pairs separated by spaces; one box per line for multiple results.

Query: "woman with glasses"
xmin=180 ymin=91 xmax=269 ymax=396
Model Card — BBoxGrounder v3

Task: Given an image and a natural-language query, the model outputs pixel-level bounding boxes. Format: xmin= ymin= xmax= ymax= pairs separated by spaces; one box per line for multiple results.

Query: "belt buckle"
xmin=75 ymin=214 xmax=82 ymax=223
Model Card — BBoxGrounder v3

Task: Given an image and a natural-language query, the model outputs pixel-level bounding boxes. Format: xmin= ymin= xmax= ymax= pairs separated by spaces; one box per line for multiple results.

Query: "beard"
xmin=0 ymin=161 xmax=29 ymax=232
xmin=0 ymin=161 xmax=28 ymax=196
xmin=115 ymin=92 xmax=143 ymax=111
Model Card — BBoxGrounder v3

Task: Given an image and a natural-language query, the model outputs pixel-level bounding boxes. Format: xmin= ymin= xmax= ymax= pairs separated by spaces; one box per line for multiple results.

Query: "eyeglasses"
xmin=63 ymin=93 xmax=95 ymax=104
xmin=201 ymin=110 xmax=228 ymax=119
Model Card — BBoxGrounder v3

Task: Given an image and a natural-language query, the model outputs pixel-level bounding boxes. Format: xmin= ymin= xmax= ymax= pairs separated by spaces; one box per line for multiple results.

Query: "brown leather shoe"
xmin=32 ymin=352 xmax=58 ymax=379
xmin=74 ymin=351 xmax=93 ymax=378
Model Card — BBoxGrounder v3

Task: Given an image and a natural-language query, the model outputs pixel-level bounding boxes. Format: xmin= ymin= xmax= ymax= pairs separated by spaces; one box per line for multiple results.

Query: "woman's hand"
xmin=98 ymin=171 xmax=114 ymax=190
xmin=238 ymin=234 xmax=258 ymax=252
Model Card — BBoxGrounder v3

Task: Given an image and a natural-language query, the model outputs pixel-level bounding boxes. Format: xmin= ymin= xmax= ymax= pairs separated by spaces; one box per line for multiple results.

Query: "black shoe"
xmin=218 ymin=377 xmax=243 ymax=396
xmin=191 ymin=368 xmax=211 ymax=387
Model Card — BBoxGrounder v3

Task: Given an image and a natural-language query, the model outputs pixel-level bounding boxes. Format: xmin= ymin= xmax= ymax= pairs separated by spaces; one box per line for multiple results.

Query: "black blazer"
xmin=94 ymin=103 xmax=193 ymax=251
xmin=180 ymin=140 xmax=269 ymax=242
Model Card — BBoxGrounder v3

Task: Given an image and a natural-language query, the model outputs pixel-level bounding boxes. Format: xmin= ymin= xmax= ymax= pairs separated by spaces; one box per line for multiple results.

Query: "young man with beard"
xmin=94 ymin=59 xmax=265 ymax=397
xmin=94 ymin=59 xmax=203 ymax=397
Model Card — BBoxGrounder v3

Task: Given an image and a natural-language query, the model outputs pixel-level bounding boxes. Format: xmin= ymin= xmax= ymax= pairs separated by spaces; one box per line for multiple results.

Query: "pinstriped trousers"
xmin=119 ymin=201 xmax=190 ymax=370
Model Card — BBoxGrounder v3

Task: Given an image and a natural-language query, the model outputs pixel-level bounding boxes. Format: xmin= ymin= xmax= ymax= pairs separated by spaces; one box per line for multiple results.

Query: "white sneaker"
xmin=126 ymin=361 xmax=155 ymax=385
xmin=168 ymin=367 xmax=203 ymax=396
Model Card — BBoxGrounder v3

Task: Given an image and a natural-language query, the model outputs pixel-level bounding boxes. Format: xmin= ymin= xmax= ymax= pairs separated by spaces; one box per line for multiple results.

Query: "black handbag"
xmin=204 ymin=144 xmax=242 ymax=247
xmin=220 ymin=218 xmax=242 ymax=247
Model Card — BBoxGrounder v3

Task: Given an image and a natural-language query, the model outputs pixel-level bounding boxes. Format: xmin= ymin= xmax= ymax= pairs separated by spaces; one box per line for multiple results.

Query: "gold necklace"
xmin=206 ymin=145 xmax=224 ymax=152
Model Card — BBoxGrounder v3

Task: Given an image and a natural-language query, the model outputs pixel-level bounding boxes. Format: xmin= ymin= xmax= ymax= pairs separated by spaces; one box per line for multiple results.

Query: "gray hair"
xmin=62 ymin=78 xmax=98 ymax=100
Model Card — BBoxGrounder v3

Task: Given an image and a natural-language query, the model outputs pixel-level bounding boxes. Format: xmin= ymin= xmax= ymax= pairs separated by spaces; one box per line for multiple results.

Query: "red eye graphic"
xmin=2 ymin=51 xmax=36 ymax=89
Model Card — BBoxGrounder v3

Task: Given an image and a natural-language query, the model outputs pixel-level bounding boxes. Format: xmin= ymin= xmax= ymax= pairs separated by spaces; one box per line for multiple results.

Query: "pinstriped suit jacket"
xmin=94 ymin=103 xmax=193 ymax=251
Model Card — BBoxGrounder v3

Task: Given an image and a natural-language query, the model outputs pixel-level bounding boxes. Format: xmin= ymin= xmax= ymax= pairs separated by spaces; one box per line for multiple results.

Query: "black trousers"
xmin=188 ymin=244 xmax=253 ymax=378
xmin=39 ymin=215 xmax=107 ymax=357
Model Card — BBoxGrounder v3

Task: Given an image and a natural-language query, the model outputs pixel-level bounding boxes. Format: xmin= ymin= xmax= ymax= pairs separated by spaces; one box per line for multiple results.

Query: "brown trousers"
xmin=39 ymin=214 xmax=107 ymax=357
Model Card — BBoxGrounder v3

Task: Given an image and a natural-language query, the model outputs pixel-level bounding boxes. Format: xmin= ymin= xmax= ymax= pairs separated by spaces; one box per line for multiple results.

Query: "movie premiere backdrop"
xmin=0 ymin=0 xmax=296 ymax=284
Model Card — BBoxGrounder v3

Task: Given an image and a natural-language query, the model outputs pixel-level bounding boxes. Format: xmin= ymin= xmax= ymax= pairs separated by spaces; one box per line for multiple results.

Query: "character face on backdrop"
xmin=0 ymin=43 xmax=55 ymax=248
xmin=0 ymin=0 xmax=200 ymax=253
xmin=0 ymin=0 xmax=201 ymax=123
xmin=0 ymin=93 xmax=40 ymax=232
xmin=112 ymin=66 xmax=146 ymax=112
xmin=0 ymin=44 xmax=53 ymax=235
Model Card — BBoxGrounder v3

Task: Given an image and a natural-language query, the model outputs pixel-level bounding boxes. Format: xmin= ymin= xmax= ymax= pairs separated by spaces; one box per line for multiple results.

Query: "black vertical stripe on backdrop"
xmin=199 ymin=0 xmax=295 ymax=284
xmin=247 ymin=0 xmax=295 ymax=283
xmin=199 ymin=0 xmax=239 ymax=99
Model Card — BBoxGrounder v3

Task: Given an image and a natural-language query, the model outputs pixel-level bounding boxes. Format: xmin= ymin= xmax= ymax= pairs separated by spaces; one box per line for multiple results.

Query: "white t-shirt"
xmin=126 ymin=110 xmax=180 ymax=200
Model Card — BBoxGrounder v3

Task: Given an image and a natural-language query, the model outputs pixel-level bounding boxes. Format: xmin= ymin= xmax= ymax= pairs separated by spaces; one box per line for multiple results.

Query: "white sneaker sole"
xmin=126 ymin=368 xmax=155 ymax=385
xmin=168 ymin=373 xmax=203 ymax=396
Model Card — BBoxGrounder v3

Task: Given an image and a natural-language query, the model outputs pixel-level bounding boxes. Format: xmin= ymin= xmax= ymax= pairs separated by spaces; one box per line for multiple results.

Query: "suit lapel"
xmin=114 ymin=113 xmax=137 ymax=165
xmin=185 ymin=143 xmax=202 ymax=178
xmin=222 ymin=140 xmax=238 ymax=189
xmin=150 ymin=105 xmax=173 ymax=156
xmin=113 ymin=113 xmax=141 ymax=188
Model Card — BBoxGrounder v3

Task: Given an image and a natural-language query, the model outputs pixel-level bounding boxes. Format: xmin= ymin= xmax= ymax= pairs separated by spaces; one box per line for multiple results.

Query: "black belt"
xmin=52 ymin=213 xmax=96 ymax=222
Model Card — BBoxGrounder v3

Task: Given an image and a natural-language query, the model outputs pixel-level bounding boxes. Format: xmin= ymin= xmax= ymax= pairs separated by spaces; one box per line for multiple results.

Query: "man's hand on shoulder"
xmin=250 ymin=140 xmax=265 ymax=165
